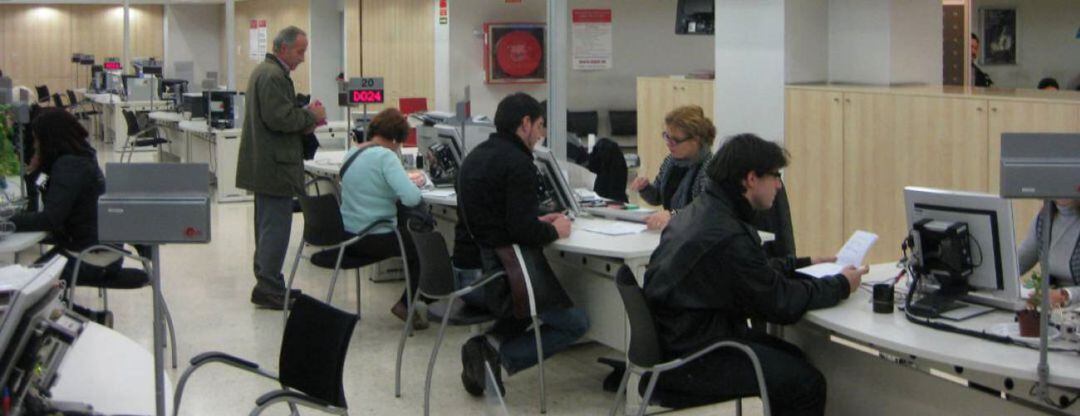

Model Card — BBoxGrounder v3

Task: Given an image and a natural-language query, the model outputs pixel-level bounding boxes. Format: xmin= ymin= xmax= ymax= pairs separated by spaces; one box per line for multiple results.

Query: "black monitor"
xmin=676 ymin=0 xmax=714 ymax=35
xmin=205 ymin=90 xmax=237 ymax=128
xmin=533 ymin=146 xmax=580 ymax=216
xmin=183 ymin=93 xmax=207 ymax=119
xmin=609 ymin=110 xmax=637 ymax=136
xmin=566 ymin=111 xmax=599 ymax=138
xmin=141 ymin=66 xmax=163 ymax=78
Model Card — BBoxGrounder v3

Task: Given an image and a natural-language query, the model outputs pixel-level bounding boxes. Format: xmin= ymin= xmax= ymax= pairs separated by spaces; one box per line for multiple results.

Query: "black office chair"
xmin=394 ymin=221 xmax=502 ymax=415
xmin=283 ymin=177 xmax=396 ymax=322
xmin=51 ymin=93 xmax=65 ymax=109
xmin=35 ymin=85 xmax=50 ymax=105
xmin=610 ymin=266 xmax=772 ymax=416
xmin=67 ymin=89 xmax=98 ymax=120
xmin=67 ymin=244 xmax=179 ymax=368
xmin=120 ymin=109 xmax=168 ymax=162
xmin=173 ymin=294 xmax=358 ymax=416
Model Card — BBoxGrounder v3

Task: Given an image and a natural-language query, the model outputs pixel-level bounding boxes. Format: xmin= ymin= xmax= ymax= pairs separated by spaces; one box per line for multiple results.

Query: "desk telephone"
xmin=425 ymin=143 xmax=459 ymax=187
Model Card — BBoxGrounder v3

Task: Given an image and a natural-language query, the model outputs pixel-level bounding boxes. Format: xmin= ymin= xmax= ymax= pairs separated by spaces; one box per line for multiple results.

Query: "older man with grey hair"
xmin=237 ymin=25 xmax=327 ymax=309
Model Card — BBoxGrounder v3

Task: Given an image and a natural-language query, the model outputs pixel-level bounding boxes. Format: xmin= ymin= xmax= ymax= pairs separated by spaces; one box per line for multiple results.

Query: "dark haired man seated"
xmin=643 ymin=133 xmax=867 ymax=416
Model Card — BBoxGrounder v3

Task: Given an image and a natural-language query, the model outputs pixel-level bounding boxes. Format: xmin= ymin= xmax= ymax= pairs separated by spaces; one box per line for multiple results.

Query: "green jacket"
xmin=236 ymin=54 xmax=316 ymax=197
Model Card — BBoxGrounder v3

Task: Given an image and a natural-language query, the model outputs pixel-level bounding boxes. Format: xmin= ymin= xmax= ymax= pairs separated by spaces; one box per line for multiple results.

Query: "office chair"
xmin=51 ymin=93 xmax=66 ymax=109
xmin=67 ymin=90 xmax=98 ymax=120
xmin=67 ymin=244 xmax=179 ymax=368
xmin=283 ymin=177 xmax=397 ymax=322
xmin=610 ymin=266 xmax=771 ymax=416
xmin=120 ymin=110 xmax=168 ymax=162
xmin=490 ymin=244 xmax=552 ymax=414
xmin=394 ymin=220 xmax=502 ymax=415
xmin=34 ymin=85 xmax=50 ymax=105
xmin=173 ymin=294 xmax=358 ymax=416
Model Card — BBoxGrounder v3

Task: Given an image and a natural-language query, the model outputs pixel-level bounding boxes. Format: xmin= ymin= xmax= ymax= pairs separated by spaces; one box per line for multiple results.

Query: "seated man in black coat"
xmin=643 ymin=133 xmax=867 ymax=416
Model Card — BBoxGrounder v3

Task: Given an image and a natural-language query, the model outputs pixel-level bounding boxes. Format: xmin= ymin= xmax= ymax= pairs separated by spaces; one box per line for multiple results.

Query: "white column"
xmin=546 ymin=0 xmax=568 ymax=162
xmin=225 ymin=0 xmax=236 ymax=90
xmin=163 ymin=3 xmax=170 ymax=76
xmin=714 ymin=0 xmax=786 ymax=144
xmin=433 ymin=0 xmax=450 ymax=111
xmin=123 ymin=0 xmax=131 ymax=73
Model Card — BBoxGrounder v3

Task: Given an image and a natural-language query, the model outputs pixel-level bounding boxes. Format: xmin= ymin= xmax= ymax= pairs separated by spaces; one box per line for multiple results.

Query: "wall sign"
xmin=483 ymin=22 xmax=546 ymax=84
xmin=572 ymin=9 xmax=612 ymax=70
xmin=346 ymin=77 xmax=385 ymax=105
xmin=249 ymin=19 xmax=268 ymax=61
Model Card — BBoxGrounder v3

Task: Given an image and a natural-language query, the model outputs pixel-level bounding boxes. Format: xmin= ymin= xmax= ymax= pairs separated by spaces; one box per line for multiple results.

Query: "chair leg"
xmin=283 ymin=243 xmax=305 ymax=326
xmin=354 ymin=268 xmax=362 ymax=319
xmin=608 ymin=365 xmax=633 ymax=416
xmin=532 ymin=315 xmax=546 ymax=414
xmin=736 ymin=397 xmax=742 ymax=416
xmin=423 ymin=301 xmax=455 ymax=416
xmin=638 ymin=371 xmax=660 ymax=416
xmin=159 ymin=292 xmax=178 ymax=369
xmin=326 ymin=248 xmax=347 ymax=303
xmin=394 ymin=291 xmax=423 ymax=398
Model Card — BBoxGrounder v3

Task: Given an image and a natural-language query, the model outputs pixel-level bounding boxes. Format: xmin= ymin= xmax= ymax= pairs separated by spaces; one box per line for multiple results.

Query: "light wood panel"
xmin=634 ymin=77 xmax=713 ymax=193
xmin=842 ymin=93 xmax=989 ymax=264
xmin=234 ymin=0 xmax=310 ymax=93
xmin=987 ymin=100 xmax=1080 ymax=244
xmin=0 ymin=4 xmax=163 ymax=97
xmin=353 ymin=0 xmax=434 ymax=111
xmin=784 ymin=89 xmax=845 ymax=258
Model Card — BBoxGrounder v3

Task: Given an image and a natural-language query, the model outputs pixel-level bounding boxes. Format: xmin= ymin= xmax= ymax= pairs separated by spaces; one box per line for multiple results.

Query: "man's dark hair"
xmin=971 ymin=33 xmax=979 ymax=42
xmin=1037 ymin=77 xmax=1060 ymax=90
xmin=707 ymin=133 xmax=789 ymax=193
xmin=31 ymin=108 xmax=94 ymax=172
xmin=494 ymin=92 xmax=543 ymax=135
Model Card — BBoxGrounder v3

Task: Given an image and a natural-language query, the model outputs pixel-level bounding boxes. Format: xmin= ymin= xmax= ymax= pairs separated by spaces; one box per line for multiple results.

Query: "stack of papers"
xmin=583 ymin=222 xmax=648 ymax=236
xmin=797 ymin=230 xmax=878 ymax=278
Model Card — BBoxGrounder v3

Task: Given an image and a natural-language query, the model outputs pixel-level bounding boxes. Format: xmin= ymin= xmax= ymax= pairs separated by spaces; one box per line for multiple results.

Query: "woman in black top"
xmin=629 ymin=105 xmax=716 ymax=230
xmin=11 ymin=108 xmax=118 ymax=284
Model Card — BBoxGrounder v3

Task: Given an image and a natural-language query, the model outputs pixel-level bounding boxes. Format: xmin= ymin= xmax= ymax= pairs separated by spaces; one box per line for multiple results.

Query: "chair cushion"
xmin=78 ymin=268 xmax=150 ymax=289
xmin=310 ymin=249 xmax=379 ymax=270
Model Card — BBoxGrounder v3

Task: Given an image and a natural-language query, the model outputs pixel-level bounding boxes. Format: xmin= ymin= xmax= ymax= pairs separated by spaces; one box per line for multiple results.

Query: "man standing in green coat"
xmin=236 ymin=25 xmax=326 ymax=309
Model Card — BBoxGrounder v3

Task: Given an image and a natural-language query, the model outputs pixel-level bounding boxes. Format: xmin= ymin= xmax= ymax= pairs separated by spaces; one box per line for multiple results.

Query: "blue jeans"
xmin=454 ymin=267 xmax=589 ymax=374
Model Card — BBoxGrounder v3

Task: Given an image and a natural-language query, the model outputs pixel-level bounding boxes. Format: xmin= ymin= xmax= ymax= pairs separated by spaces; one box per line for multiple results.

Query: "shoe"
xmin=391 ymin=301 xmax=429 ymax=330
xmin=250 ymin=289 xmax=298 ymax=310
xmin=461 ymin=335 xmax=503 ymax=397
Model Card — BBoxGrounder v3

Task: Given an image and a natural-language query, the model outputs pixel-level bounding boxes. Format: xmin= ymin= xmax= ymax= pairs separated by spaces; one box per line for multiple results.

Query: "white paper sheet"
xmin=797 ymin=230 xmax=878 ymax=278
xmin=583 ymin=222 xmax=647 ymax=236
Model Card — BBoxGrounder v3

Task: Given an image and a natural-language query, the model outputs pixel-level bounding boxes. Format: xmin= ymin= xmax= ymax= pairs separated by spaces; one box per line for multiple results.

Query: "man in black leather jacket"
xmin=643 ymin=133 xmax=867 ymax=416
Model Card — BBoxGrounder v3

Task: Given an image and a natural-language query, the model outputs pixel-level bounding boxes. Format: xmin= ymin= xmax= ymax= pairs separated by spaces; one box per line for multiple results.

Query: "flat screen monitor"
xmin=566 ymin=111 xmax=599 ymax=138
xmin=609 ymin=110 xmax=637 ymax=136
xmin=141 ymin=66 xmax=163 ymax=78
xmin=418 ymin=124 xmax=463 ymax=187
xmin=183 ymin=93 xmax=207 ymax=119
xmin=904 ymin=186 xmax=1023 ymax=311
xmin=533 ymin=146 xmax=581 ymax=216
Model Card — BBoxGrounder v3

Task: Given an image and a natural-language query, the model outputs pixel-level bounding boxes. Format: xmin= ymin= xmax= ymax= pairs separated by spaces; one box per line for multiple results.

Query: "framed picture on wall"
xmin=483 ymin=22 xmax=546 ymax=84
xmin=980 ymin=8 xmax=1017 ymax=65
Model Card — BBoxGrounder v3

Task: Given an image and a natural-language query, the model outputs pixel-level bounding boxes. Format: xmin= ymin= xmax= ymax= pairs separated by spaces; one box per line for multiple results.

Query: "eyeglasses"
xmin=662 ymin=131 xmax=693 ymax=145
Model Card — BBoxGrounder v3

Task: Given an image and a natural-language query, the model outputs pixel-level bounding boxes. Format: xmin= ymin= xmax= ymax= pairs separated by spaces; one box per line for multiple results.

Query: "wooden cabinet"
xmin=786 ymin=85 xmax=1078 ymax=264
xmin=636 ymin=77 xmax=714 ymax=187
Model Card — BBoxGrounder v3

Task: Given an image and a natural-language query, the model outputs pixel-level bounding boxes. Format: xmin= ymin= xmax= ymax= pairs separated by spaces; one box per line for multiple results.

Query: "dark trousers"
xmin=341 ymin=230 xmax=420 ymax=305
xmin=253 ymin=193 xmax=294 ymax=294
xmin=651 ymin=332 xmax=826 ymax=416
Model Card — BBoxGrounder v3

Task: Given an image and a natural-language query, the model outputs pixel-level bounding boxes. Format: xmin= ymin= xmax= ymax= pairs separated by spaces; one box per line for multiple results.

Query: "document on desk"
xmin=796 ymin=230 xmax=878 ymax=278
xmin=424 ymin=189 xmax=456 ymax=198
xmin=583 ymin=222 xmax=648 ymax=236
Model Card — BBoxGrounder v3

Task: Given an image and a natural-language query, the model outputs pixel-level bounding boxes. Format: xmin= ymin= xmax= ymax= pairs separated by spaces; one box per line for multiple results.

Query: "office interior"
xmin=0 ymin=0 xmax=1079 ymax=415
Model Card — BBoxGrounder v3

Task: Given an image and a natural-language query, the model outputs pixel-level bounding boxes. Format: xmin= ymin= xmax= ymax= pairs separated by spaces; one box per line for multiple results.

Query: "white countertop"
xmin=178 ymin=119 xmax=240 ymax=135
xmin=0 ymin=232 xmax=47 ymax=255
xmin=148 ymin=111 xmax=183 ymax=122
xmin=803 ymin=263 xmax=1080 ymax=388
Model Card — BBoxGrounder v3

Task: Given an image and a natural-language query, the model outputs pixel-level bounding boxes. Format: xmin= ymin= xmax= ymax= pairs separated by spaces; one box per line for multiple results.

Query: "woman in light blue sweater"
xmin=338 ymin=108 xmax=427 ymax=324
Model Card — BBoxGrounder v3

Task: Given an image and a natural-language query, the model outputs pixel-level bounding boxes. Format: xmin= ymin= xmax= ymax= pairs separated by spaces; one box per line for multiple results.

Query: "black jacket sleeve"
xmin=725 ymin=237 xmax=850 ymax=325
xmin=503 ymin=159 xmax=559 ymax=246
xmin=11 ymin=158 xmax=91 ymax=234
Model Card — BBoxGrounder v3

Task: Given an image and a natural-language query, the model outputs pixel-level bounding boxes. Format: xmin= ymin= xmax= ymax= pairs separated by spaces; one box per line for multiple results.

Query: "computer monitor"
xmin=566 ymin=111 xmax=599 ymax=138
xmin=418 ymin=124 xmax=464 ymax=187
xmin=533 ymin=146 xmax=581 ymax=216
xmin=904 ymin=186 xmax=1023 ymax=312
xmin=141 ymin=66 xmax=163 ymax=78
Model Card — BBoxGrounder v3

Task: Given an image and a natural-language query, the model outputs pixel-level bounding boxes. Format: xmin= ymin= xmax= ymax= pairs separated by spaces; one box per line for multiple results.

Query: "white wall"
xmin=828 ymin=0 xmax=892 ymax=85
xmin=165 ymin=4 xmax=223 ymax=92
xmin=448 ymin=0 xmax=715 ymax=128
xmin=785 ymin=0 xmax=829 ymax=84
xmin=889 ymin=0 xmax=941 ymax=84
xmin=309 ymin=0 xmax=344 ymax=120
xmin=715 ymin=0 xmax=786 ymax=144
xmin=972 ymin=0 xmax=1080 ymax=89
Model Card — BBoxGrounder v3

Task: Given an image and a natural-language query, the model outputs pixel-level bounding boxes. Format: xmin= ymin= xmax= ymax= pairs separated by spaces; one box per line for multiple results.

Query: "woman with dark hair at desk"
xmin=629 ymin=105 xmax=715 ymax=230
xmin=1017 ymin=199 xmax=1080 ymax=308
xmin=336 ymin=108 xmax=428 ymax=327
xmin=11 ymin=108 xmax=117 ymax=322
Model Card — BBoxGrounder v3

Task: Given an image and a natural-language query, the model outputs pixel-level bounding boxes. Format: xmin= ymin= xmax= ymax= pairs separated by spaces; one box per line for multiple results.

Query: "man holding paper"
xmin=643 ymin=133 xmax=867 ymax=415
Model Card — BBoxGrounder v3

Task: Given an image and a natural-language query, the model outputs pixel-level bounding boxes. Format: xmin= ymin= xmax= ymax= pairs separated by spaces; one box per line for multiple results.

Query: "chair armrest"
xmin=251 ymin=389 xmax=347 ymax=416
xmin=190 ymin=351 xmax=259 ymax=369
xmin=327 ymin=219 xmax=396 ymax=250
xmin=174 ymin=351 xmax=278 ymax=416
xmin=652 ymin=340 xmax=772 ymax=415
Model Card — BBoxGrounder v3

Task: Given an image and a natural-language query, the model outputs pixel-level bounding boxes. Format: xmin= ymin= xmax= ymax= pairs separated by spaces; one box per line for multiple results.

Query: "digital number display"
xmin=103 ymin=61 xmax=122 ymax=70
xmin=349 ymin=89 xmax=384 ymax=104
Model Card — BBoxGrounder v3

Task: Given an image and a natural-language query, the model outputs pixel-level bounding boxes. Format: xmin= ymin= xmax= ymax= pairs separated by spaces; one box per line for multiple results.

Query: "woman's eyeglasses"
xmin=662 ymin=131 xmax=693 ymax=145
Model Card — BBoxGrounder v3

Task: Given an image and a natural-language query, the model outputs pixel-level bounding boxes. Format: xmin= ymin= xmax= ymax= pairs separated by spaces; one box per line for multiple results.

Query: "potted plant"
xmin=0 ymin=105 xmax=23 ymax=188
xmin=1018 ymin=271 xmax=1045 ymax=337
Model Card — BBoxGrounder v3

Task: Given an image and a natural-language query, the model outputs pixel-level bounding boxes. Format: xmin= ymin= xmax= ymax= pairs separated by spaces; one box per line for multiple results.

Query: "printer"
xmin=98 ymin=163 xmax=211 ymax=244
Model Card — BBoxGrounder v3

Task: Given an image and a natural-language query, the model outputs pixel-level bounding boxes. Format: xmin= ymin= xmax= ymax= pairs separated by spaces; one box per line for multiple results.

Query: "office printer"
xmin=98 ymin=163 xmax=211 ymax=244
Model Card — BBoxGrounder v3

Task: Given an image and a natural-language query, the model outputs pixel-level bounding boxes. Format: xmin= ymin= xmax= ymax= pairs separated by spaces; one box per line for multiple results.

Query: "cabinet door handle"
xmin=844 ymin=98 xmax=851 ymax=103
xmin=833 ymin=97 xmax=840 ymax=103
xmin=976 ymin=107 xmax=983 ymax=112
xmin=991 ymin=107 xmax=998 ymax=112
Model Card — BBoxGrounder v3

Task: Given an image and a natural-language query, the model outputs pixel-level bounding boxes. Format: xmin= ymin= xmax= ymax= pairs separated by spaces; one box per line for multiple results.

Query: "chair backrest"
xmin=405 ymin=220 xmax=456 ymax=297
xmin=52 ymin=93 xmax=64 ymax=108
xmin=66 ymin=90 xmax=78 ymax=107
xmin=298 ymin=178 xmax=348 ymax=246
xmin=279 ymin=294 xmax=359 ymax=409
xmin=614 ymin=265 xmax=663 ymax=368
xmin=122 ymin=110 xmax=141 ymax=135
xmin=35 ymin=85 xmax=50 ymax=103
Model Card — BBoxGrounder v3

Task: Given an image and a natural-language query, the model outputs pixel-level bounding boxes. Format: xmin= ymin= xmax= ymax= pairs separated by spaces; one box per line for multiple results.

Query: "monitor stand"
xmin=909 ymin=291 xmax=965 ymax=318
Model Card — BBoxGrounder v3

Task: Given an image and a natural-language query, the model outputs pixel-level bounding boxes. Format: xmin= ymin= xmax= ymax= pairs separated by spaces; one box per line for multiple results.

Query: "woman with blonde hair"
xmin=630 ymin=105 xmax=716 ymax=230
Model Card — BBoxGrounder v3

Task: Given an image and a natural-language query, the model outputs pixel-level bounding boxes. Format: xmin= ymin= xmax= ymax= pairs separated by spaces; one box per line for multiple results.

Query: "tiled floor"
xmin=64 ymin=141 xmax=761 ymax=415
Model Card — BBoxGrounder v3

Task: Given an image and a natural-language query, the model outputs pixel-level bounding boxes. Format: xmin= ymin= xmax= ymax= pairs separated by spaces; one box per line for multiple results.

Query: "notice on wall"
xmin=572 ymin=9 xmax=612 ymax=70
xmin=439 ymin=0 xmax=448 ymax=25
xmin=249 ymin=20 xmax=268 ymax=61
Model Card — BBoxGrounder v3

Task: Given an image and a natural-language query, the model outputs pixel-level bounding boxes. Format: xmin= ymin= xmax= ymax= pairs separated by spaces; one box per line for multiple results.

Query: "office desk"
xmin=178 ymin=120 xmax=249 ymax=203
xmin=89 ymin=94 xmax=173 ymax=148
xmin=0 ymin=232 xmax=47 ymax=264
xmin=787 ymin=263 xmax=1080 ymax=415
xmin=51 ymin=321 xmax=173 ymax=415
